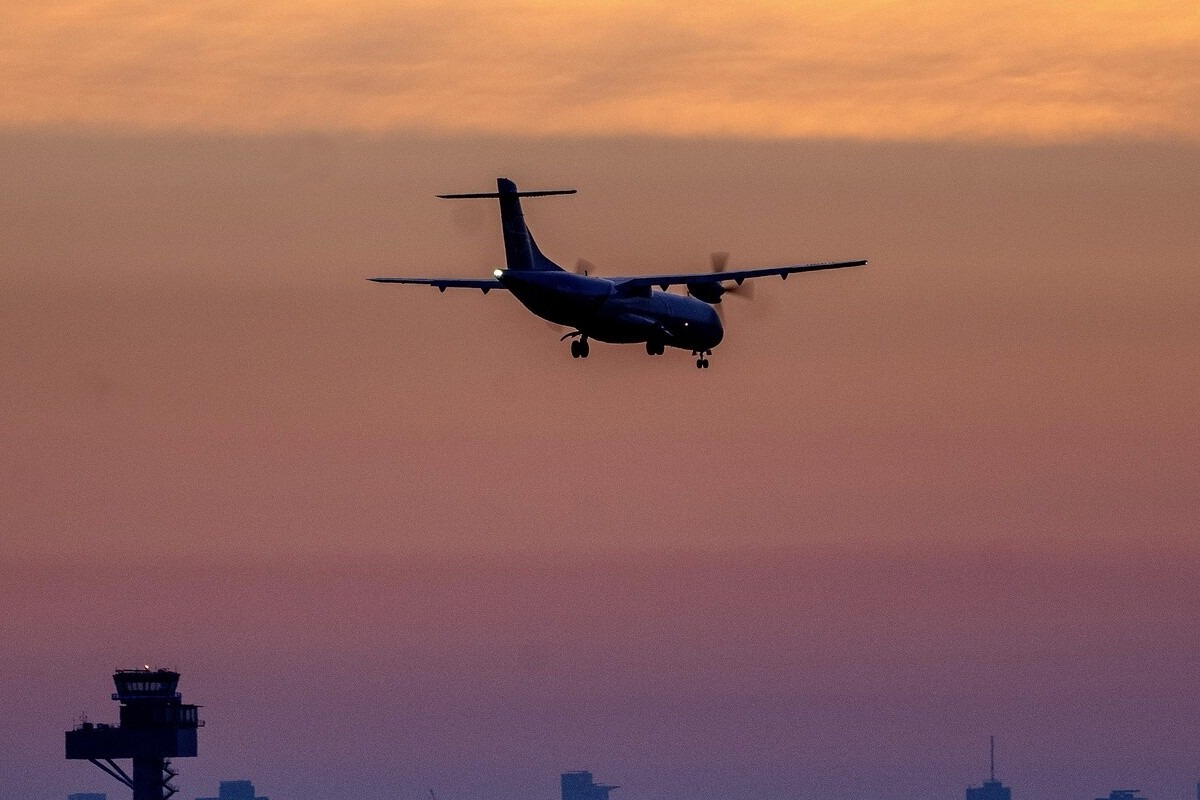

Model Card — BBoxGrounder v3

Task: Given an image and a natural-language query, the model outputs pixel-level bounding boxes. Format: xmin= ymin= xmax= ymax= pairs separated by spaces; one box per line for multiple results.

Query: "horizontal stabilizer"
xmin=437 ymin=189 xmax=576 ymax=199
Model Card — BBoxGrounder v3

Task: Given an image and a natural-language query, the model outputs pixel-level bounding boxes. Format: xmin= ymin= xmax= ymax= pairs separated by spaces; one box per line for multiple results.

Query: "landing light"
xmin=493 ymin=269 xmax=503 ymax=277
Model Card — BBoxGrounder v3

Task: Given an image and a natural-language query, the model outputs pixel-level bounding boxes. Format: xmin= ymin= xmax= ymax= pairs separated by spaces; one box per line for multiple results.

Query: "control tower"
xmin=66 ymin=668 xmax=202 ymax=800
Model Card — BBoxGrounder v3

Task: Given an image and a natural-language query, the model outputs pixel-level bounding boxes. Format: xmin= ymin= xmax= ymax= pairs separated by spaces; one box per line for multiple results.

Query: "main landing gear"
xmin=693 ymin=350 xmax=712 ymax=369
xmin=646 ymin=340 xmax=665 ymax=356
xmin=562 ymin=331 xmax=590 ymax=359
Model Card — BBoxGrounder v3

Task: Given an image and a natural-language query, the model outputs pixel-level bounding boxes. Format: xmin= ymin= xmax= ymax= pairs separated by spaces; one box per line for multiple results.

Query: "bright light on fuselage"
xmin=493 ymin=269 xmax=503 ymax=277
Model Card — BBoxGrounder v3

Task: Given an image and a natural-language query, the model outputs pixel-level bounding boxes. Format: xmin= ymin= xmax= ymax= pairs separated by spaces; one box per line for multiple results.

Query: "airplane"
xmin=370 ymin=178 xmax=866 ymax=368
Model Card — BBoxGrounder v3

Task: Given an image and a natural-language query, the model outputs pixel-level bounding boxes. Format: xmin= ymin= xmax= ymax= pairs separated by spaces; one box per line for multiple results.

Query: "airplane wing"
xmin=612 ymin=259 xmax=868 ymax=290
xmin=367 ymin=277 xmax=508 ymax=294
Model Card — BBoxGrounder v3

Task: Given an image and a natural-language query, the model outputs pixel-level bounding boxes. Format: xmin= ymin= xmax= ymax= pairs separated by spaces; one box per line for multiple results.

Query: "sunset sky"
xmin=1 ymin=3 xmax=1199 ymax=800
xmin=4 ymin=0 xmax=1199 ymax=140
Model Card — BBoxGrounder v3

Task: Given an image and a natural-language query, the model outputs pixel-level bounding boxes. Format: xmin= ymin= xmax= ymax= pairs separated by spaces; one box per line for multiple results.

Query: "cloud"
xmin=1 ymin=1 xmax=1197 ymax=139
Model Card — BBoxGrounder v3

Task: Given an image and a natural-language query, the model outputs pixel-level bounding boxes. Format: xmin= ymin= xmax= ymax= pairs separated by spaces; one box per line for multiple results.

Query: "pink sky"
xmin=1 ymin=133 xmax=1198 ymax=800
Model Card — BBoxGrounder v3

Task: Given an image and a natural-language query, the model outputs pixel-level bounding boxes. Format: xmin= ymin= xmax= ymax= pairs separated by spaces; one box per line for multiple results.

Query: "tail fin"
xmin=438 ymin=178 xmax=574 ymax=271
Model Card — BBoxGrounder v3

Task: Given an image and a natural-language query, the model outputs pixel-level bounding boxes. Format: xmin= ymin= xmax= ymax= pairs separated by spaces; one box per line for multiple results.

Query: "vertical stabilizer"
xmin=438 ymin=178 xmax=574 ymax=271
xmin=496 ymin=178 xmax=560 ymax=271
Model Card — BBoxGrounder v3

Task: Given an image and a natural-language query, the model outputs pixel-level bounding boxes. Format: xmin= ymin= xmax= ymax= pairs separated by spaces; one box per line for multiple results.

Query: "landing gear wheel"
xmin=696 ymin=356 xmax=710 ymax=369
xmin=570 ymin=340 xmax=581 ymax=358
xmin=646 ymin=341 xmax=664 ymax=356
xmin=579 ymin=339 xmax=590 ymax=358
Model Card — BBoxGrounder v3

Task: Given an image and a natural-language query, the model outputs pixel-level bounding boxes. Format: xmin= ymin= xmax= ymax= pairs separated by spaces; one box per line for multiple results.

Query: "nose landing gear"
xmin=563 ymin=331 xmax=590 ymax=359
xmin=646 ymin=340 xmax=665 ymax=356
xmin=692 ymin=350 xmax=712 ymax=369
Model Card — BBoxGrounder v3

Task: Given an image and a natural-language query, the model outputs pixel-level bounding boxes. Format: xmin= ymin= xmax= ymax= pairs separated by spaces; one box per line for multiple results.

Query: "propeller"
xmin=710 ymin=252 xmax=754 ymax=301
xmin=688 ymin=252 xmax=755 ymax=322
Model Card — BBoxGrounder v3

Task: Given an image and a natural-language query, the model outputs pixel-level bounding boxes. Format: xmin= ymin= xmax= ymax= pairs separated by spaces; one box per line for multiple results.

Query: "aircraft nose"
xmin=706 ymin=307 xmax=724 ymax=347
xmin=708 ymin=318 xmax=724 ymax=348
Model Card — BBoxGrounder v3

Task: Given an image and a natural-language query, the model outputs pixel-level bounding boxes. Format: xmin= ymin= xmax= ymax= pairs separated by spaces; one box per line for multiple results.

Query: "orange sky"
xmin=2 ymin=134 xmax=1197 ymax=561
xmin=2 ymin=0 xmax=1199 ymax=140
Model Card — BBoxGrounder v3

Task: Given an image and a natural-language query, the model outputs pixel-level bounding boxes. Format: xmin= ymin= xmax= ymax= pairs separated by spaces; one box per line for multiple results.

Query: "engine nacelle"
xmin=686 ymin=282 xmax=725 ymax=304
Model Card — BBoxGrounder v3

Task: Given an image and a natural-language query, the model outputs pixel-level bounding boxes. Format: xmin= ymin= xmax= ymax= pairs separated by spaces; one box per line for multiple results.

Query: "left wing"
xmin=613 ymin=259 xmax=867 ymax=290
xmin=368 ymin=277 xmax=507 ymax=294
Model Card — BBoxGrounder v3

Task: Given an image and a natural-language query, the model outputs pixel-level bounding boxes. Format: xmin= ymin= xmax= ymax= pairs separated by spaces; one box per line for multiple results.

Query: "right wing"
xmin=368 ymin=277 xmax=507 ymax=294
xmin=612 ymin=259 xmax=867 ymax=290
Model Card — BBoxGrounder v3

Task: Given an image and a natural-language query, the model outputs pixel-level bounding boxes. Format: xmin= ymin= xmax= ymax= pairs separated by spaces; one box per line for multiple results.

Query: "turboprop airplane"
xmin=370 ymin=178 xmax=866 ymax=368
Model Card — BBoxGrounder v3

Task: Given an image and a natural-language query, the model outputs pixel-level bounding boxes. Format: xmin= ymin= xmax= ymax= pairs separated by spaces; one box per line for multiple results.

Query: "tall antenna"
xmin=990 ymin=735 xmax=996 ymax=781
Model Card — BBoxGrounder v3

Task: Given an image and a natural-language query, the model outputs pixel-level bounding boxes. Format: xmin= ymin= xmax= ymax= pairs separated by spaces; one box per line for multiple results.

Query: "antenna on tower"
xmin=990 ymin=735 xmax=996 ymax=782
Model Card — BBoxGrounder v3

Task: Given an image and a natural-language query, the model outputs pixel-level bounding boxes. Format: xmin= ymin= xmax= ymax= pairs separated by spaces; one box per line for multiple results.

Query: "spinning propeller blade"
xmin=711 ymin=252 xmax=755 ymax=300
xmin=691 ymin=251 xmax=753 ymax=323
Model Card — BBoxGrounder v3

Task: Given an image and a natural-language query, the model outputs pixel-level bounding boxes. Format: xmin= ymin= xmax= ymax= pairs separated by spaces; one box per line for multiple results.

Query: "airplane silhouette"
xmin=370 ymin=178 xmax=866 ymax=368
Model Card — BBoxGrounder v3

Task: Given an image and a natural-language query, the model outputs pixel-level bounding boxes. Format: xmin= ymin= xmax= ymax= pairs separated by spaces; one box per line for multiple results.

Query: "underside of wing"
xmin=613 ymin=259 xmax=868 ymax=290
xmin=368 ymin=277 xmax=508 ymax=294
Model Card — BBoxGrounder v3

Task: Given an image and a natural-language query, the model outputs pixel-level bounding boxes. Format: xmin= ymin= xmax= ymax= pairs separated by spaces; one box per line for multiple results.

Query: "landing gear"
xmin=646 ymin=340 xmax=665 ymax=356
xmin=569 ymin=337 xmax=590 ymax=359
xmin=693 ymin=349 xmax=712 ymax=369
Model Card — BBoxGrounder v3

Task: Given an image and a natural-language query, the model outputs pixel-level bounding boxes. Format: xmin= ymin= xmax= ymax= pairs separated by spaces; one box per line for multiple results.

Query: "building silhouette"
xmin=966 ymin=737 xmax=1011 ymax=800
xmin=1096 ymin=792 xmax=1147 ymax=800
xmin=562 ymin=771 xmax=618 ymax=800
xmin=68 ymin=794 xmax=108 ymax=800
xmin=195 ymin=780 xmax=268 ymax=800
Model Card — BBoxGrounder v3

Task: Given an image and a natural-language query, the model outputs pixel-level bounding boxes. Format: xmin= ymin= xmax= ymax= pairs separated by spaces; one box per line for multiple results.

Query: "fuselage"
xmin=497 ymin=269 xmax=723 ymax=352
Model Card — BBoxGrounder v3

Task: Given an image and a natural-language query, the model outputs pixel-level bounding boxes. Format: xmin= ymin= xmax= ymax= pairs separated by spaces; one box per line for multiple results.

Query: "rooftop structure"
xmin=195 ymin=780 xmax=268 ymax=800
xmin=966 ymin=737 xmax=1012 ymax=800
xmin=562 ymin=771 xmax=619 ymax=800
